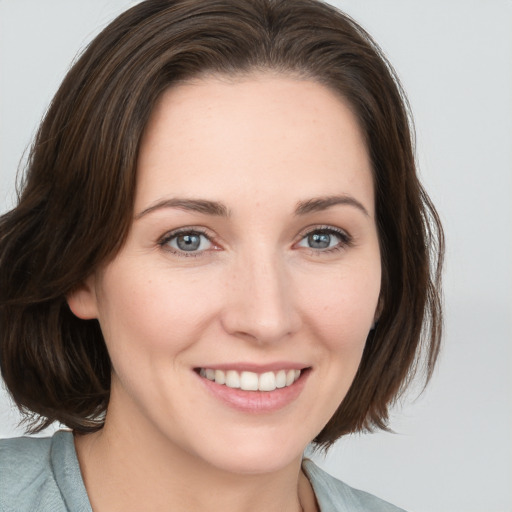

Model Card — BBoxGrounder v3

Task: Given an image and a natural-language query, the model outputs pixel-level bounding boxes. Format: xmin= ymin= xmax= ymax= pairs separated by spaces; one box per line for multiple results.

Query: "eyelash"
xmin=158 ymin=227 xmax=213 ymax=258
xmin=296 ymin=225 xmax=353 ymax=256
xmin=157 ymin=225 xmax=353 ymax=258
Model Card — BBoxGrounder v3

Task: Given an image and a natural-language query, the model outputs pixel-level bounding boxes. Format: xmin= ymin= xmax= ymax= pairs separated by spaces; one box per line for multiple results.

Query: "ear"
xmin=66 ymin=276 xmax=99 ymax=320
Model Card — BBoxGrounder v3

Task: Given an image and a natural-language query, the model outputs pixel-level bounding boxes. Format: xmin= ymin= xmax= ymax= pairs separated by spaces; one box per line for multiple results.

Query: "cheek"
xmin=293 ymin=265 xmax=381 ymax=430
xmin=300 ymin=263 xmax=381 ymax=346
xmin=96 ymin=264 xmax=218 ymax=359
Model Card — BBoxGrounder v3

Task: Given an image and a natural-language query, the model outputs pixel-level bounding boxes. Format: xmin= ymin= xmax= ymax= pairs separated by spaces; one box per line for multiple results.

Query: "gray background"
xmin=1 ymin=1 xmax=511 ymax=511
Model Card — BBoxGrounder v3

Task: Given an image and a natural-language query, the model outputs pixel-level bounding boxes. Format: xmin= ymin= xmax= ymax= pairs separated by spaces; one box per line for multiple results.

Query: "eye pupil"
xmin=177 ymin=234 xmax=201 ymax=251
xmin=308 ymin=232 xmax=331 ymax=249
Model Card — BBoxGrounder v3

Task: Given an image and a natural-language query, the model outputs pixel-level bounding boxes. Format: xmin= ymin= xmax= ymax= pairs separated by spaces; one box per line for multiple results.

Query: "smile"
xmin=198 ymin=368 xmax=301 ymax=392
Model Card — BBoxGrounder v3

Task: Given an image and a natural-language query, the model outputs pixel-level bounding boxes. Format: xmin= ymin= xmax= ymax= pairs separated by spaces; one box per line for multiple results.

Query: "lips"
xmin=195 ymin=365 xmax=310 ymax=412
xmin=199 ymin=368 xmax=301 ymax=391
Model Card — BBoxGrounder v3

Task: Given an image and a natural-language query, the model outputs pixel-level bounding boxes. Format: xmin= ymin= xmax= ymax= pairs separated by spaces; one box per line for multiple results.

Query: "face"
xmin=69 ymin=74 xmax=381 ymax=475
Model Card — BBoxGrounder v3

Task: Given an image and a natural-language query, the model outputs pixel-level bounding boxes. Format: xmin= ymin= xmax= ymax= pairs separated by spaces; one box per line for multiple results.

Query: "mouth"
xmin=194 ymin=365 xmax=311 ymax=412
xmin=196 ymin=368 xmax=304 ymax=392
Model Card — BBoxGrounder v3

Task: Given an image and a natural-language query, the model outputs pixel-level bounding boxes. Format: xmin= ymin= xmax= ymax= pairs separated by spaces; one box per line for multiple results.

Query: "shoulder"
xmin=0 ymin=432 xmax=75 ymax=512
xmin=302 ymin=459 xmax=407 ymax=512
xmin=0 ymin=435 xmax=53 ymax=511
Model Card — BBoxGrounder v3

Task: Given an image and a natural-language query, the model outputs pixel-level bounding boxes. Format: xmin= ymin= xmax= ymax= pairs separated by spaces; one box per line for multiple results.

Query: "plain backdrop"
xmin=1 ymin=1 xmax=511 ymax=511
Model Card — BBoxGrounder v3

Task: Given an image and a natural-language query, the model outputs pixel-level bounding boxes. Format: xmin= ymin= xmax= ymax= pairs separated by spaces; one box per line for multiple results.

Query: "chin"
xmin=185 ymin=429 xmax=308 ymax=476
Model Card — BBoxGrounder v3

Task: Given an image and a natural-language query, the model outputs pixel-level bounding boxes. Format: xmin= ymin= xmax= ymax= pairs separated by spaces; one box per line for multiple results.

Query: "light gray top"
xmin=0 ymin=431 xmax=405 ymax=511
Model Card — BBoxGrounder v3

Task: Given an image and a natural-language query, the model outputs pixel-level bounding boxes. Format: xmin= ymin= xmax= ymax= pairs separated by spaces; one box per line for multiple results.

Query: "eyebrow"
xmin=136 ymin=198 xmax=230 ymax=219
xmin=136 ymin=194 xmax=369 ymax=219
xmin=294 ymin=195 xmax=369 ymax=217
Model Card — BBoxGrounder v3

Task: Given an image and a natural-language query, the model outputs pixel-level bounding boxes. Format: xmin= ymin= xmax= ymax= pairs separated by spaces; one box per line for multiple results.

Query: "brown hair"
xmin=0 ymin=0 xmax=443 ymax=448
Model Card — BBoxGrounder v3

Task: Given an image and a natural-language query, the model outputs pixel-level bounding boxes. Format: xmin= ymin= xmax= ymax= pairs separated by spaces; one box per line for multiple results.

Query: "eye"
xmin=159 ymin=229 xmax=213 ymax=255
xmin=297 ymin=227 xmax=351 ymax=251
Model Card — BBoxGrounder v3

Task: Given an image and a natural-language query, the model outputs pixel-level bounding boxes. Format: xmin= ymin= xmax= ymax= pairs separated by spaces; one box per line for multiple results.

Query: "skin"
xmin=68 ymin=73 xmax=381 ymax=512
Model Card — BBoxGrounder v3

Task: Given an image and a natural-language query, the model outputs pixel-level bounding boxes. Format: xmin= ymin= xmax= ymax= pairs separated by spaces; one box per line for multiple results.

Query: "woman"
xmin=0 ymin=0 xmax=443 ymax=511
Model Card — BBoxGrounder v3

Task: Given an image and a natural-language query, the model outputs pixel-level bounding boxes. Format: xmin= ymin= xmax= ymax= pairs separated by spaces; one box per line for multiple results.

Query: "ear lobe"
xmin=66 ymin=276 xmax=99 ymax=320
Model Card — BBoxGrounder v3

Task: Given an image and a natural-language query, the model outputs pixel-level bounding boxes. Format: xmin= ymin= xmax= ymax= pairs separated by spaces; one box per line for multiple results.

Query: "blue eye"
xmin=297 ymin=228 xmax=349 ymax=251
xmin=161 ymin=231 xmax=212 ymax=254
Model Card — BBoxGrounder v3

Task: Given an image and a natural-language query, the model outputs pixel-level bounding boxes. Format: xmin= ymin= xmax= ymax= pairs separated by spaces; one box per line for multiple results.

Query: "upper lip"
xmin=194 ymin=362 xmax=310 ymax=373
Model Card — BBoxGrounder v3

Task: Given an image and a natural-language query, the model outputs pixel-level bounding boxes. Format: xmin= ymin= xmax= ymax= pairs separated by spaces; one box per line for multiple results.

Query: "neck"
xmin=75 ymin=412 xmax=312 ymax=512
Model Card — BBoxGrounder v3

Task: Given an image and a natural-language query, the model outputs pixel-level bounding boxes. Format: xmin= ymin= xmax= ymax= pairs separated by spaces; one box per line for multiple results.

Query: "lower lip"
xmin=197 ymin=369 xmax=310 ymax=413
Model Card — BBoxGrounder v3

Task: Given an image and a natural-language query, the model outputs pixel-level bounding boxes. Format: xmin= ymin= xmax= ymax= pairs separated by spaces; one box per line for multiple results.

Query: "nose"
xmin=220 ymin=250 xmax=302 ymax=344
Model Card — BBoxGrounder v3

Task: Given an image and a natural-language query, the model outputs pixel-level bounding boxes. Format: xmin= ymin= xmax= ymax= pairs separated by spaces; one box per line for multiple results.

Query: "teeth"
xmin=258 ymin=371 xmax=275 ymax=391
xmin=275 ymin=370 xmax=286 ymax=388
xmin=225 ymin=370 xmax=239 ymax=388
xmin=240 ymin=371 xmax=259 ymax=391
xmin=215 ymin=369 xmax=226 ymax=385
xmin=199 ymin=368 xmax=302 ymax=391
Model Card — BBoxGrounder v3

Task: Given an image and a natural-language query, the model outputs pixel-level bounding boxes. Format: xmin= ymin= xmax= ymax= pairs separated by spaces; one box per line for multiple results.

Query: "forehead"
xmin=136 ymin=74 xmax=374 ymax=216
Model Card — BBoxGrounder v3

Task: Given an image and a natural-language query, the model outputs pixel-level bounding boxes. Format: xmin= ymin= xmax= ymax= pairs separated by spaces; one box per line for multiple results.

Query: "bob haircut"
xmin=0 ymin=0 xmax=443 ymax=448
